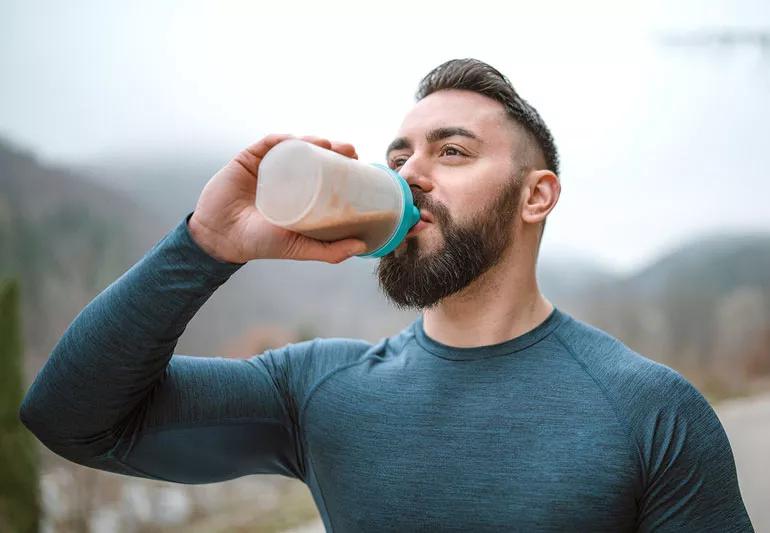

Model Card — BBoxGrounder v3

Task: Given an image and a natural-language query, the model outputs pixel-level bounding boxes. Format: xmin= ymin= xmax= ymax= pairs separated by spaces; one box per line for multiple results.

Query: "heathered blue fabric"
xmin=20 ymin=212 xmax=754 ymax=532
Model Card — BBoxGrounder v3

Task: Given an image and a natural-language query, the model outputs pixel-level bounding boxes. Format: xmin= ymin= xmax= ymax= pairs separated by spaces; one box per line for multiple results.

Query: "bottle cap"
xmin=357 ymin=163 xmax=420 ymax=258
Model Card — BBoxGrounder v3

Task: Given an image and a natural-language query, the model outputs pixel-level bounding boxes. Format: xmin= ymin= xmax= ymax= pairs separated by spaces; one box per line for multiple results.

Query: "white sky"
xmin=2 ymin=0 xmax=769 ymax=273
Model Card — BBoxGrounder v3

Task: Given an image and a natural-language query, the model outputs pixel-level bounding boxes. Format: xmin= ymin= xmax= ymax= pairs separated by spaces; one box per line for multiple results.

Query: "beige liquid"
xmin=292 ymin=206 xmax=400 ymax=253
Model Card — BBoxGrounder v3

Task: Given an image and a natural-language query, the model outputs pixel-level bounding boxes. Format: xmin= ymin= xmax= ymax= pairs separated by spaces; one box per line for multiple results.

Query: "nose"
xmin=398 ymin=155 xmax=433 ymax=194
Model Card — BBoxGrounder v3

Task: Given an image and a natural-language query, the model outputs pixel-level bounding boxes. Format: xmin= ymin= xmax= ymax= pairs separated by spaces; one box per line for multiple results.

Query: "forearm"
xmin=19 ymin=211 xmax=245 ymax=459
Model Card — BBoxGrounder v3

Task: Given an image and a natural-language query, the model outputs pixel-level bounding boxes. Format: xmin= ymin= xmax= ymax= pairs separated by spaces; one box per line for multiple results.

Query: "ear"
xmin=521 ymin=170 xmax=560 ymax=226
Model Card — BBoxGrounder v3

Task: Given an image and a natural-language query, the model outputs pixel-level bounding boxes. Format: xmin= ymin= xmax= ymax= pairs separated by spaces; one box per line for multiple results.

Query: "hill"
xmin=3 ymin=141 xmax=768 ymax=397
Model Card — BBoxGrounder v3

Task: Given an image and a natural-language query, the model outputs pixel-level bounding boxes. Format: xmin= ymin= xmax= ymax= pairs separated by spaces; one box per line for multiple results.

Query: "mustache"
xmin=411 ymin=191 xmax=448 ymax=225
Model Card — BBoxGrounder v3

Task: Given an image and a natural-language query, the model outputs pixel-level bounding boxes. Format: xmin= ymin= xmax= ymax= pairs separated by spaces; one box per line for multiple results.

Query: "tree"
xmin=0 ymin=278 xmax=40 ymax=532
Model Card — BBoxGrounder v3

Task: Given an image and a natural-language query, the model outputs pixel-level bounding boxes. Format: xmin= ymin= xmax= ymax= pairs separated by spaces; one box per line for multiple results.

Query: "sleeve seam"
xmin=250 ymin=355 xmax=296 ymax=427
xmin=298 ymin=356 xmax=378 ymax=426
xmin=553 ymin=329 xmax=649 ymax=487
xmin=136 ymin=416 xmax=287 ymax=437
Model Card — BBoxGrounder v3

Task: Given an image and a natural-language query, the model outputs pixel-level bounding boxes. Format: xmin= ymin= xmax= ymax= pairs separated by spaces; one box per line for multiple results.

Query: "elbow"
xmin=18 ymin=374 xmax=75 ymax=453
xmin=18 ymin=387 xmax=49 ymax=445
xmin=18 ymin=391 xmax=98 ymax=466
xmin=18 ymin=384 xmax=70 ymax=455
xmin=19 ymin=383 xmax=126 ymax=469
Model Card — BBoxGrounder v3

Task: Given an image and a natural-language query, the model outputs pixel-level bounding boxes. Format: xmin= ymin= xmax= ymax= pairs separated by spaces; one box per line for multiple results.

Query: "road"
xmin=717 ymin=392 xmax=770 ymax=532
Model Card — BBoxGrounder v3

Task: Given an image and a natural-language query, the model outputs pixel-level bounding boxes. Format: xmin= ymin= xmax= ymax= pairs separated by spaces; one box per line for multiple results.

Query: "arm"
xmin=635 ymin=374 xmax=754 ymax=532
xmin=20 ymin=134 xmax=366 ymax=483
xmin=19 ymin=212 xmax=307 ymax=483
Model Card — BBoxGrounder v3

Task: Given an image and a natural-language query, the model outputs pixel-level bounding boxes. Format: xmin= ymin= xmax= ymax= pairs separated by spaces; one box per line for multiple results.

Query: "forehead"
xmin=397 ymin=89 xmax=514 ymax=145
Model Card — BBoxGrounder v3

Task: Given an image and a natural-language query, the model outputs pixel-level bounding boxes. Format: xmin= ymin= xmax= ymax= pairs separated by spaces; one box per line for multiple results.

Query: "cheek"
xmin=435 ymin=160 xmax=512 ymax=224
xmin=447 ymin=185 xmax=500 ymax=224
xmin=451 ymin=160 xmax=510 ymax=205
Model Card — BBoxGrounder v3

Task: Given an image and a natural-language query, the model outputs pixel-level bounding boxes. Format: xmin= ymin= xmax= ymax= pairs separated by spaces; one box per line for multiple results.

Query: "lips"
xmin=406 ymin=219 xmax=430 ymax=238
xmin=419 ymin=210 xmax=434 ymax=223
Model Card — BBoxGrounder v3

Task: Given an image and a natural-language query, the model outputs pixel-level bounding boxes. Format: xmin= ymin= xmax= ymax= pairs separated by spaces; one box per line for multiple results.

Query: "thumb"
xmin=291 ymin=236 xmax=368 ymax=264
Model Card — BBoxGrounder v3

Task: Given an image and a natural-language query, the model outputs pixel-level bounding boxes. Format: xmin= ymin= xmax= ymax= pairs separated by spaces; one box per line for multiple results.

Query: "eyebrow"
xmin=385 ymin=126 xmax=481 ymax=159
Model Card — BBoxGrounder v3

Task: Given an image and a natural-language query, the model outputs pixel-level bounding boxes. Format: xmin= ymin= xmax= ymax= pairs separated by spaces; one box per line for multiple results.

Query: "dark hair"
xmin=416 ymin=58 xmax=560 ymax=178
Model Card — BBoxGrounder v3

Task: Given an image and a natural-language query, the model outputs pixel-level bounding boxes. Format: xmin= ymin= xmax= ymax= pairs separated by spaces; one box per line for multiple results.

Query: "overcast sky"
xmin=2 ymin=0 xmax=768 ymax=273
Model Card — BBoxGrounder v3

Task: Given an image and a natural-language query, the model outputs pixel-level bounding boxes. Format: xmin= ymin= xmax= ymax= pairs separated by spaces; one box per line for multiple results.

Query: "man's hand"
xmin=189 ymin=134 xmax=367 ymax=264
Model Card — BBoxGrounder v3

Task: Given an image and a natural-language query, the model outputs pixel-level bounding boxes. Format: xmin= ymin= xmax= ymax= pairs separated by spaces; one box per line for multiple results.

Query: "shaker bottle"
xmin=255 ymin=139 xmax=420 ymax=257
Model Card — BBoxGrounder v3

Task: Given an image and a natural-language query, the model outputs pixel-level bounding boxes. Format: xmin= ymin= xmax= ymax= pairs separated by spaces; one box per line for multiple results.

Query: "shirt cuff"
xmin=168 ymin=211 xmax=248 ymax=277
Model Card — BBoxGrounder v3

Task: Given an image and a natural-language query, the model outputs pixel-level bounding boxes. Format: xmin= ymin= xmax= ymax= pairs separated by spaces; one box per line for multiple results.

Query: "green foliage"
xmin=0 ymin=279 xmax=40 ymax=533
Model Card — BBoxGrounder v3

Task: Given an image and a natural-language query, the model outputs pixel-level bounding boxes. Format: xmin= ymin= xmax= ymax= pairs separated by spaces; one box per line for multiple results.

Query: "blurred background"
xmin=1 ymin=0 xmax=768 ymax=531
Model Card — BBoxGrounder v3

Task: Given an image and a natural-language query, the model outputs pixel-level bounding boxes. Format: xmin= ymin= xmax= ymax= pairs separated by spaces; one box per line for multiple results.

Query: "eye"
xmin=440 ymin=145 xmax=466 ymax=158
xmin=391 ymin=156 xmax=409 ymax=169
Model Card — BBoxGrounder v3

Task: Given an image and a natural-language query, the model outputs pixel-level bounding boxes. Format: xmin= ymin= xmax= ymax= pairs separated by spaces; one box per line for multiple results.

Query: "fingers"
xmin=245 ymin=134 xmax=358 ymax=162
xmin=244 ymin=133 xmax=295 ymax=159
xmin=299 ymin=136 xmax=332 ymax=150
xmin=237 ymin=134 xmax=357 ymax=179
xmin=288 ymin=235 xmax=368 ymax=264
xmin=331 ymin=141 xmax=358 ymax=159
xmin=299 ymin=136 xmax=358 ymax=160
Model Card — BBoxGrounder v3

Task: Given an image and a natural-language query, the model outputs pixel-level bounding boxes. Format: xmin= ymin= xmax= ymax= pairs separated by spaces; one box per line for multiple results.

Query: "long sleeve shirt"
xmin=20 ymin=211 xmax=754 ymax=532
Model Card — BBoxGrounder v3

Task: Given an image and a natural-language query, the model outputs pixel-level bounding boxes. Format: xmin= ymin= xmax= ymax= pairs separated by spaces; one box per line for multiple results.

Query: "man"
xmin=20 ymin=59 xmax=753 ymax=531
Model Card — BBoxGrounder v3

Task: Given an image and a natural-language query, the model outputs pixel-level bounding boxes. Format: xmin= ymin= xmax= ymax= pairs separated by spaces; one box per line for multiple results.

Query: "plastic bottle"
xmin=256 ymin=139 xmax=420 ymax=257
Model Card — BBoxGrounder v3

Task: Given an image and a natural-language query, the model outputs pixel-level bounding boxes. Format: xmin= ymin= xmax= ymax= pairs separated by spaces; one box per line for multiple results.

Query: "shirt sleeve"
xmin=635 ymin=371 xmax=754 ymax=532
xmin=19 ymin=211 xmax=312 ymax=483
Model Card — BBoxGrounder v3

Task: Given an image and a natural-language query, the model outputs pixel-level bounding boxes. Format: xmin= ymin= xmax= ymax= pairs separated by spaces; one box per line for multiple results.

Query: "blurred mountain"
xmin=72 ymin=151 xmax=228 ymax=228
xmin=1 ymin=141 xmax=422 ymax=373
xmin=4 ymin=143 xmax=769 ymax=398
xmin=576 ymin=233 xmax=770 ymax=396
xmin=537 ymin=254 xmax=622 ymax=311
xmin=0 ymin=138 xmax=166 ymax=374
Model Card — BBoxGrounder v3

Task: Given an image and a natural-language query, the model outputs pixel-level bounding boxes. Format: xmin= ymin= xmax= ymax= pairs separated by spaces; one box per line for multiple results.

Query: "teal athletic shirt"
xmin=20 ymin=211 xmax=753 ymax=532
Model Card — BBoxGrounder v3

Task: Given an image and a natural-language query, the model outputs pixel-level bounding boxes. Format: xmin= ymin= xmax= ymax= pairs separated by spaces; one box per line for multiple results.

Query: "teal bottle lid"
xmin=357 ymin=163 xmax=420 ymax=258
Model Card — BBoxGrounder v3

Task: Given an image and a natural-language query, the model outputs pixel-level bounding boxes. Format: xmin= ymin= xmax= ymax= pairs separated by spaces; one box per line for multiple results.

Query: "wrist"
xmin=187 ymin=214 xmax=243 ymax=265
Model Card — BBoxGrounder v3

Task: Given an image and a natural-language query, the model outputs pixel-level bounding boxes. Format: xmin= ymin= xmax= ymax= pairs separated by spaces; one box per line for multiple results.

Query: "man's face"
xmin=376 ymin=89 xmax=525 ymax=310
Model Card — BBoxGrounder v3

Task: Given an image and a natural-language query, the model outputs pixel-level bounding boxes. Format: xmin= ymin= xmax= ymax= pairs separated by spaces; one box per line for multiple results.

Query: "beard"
xmin=376 ymin=173 xmax=522 ymax=311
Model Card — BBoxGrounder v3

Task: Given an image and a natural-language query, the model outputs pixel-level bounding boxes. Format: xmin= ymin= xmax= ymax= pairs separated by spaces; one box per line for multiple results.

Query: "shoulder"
xmin=553 ymin=313 xmax=733 ymax=480
xmin=251 ymin=317 xmax=417 ymax=391
xmin=254 ymin=336 xmax=374 ymax=381
xmin=244 ymin=336 xmax=374 ymax=415
xmin=305 ymin=322 xmax=418 ymax=374
xmin=553 ymin=319 xmax=756 ymax=531
xmin=552 ymin=312 xmax=700 ymax=414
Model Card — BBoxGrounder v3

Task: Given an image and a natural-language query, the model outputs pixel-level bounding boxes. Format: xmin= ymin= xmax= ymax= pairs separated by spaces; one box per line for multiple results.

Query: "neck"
xmin=421 ymin=232 xmax=553 ymax=348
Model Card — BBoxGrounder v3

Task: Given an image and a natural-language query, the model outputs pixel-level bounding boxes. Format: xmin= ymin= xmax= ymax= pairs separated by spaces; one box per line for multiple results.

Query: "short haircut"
xmin=416 ymin=58 xmax=559 ymax=241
